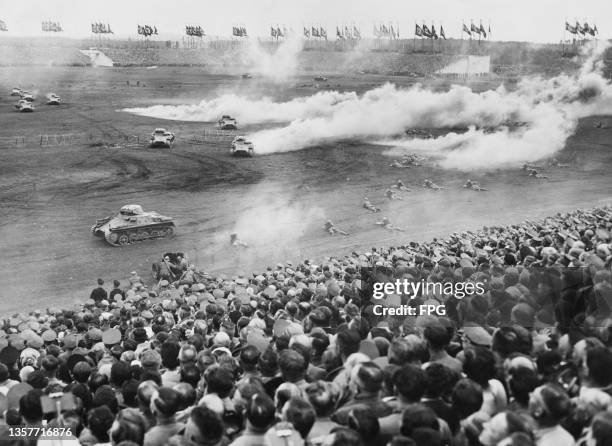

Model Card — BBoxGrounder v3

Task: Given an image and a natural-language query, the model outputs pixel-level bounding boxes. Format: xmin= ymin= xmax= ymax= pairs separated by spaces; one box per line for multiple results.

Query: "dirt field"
xmin=0 ymin=66 xmax=611 ymax=314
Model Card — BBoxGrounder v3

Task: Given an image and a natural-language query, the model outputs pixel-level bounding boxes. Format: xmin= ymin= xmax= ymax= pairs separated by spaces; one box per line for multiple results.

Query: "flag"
xmin=422 ymin=24 xmax=432 ymax=38
xmin=415 ymin=24 xmax=422 ymax=37
xmin=271 ymin=26 xmax=277 ymax=38
xmin=479 ymin=23 xmax=487 ymax=38
xmin=470 ymin=23 xmax=478 ymax=34
xmin=463 ymin=23 xmax=471 ymax=36
xmin=336 ymin=26 xmax=343 ymax=39
xmin=440 ymin=25 xmax=446 ymax=40
xmin=431 ymin=25 xmax=438 ymax=39
xmin=594 ymin=24 xmax=598 ymax=35
xmin=0 ymin=20 xmax=7 ymax=31
xmin=354 ymin=26 xmax=361 ymax=39
xmin=154 ymin=26 xmax=158 ymax=35
xmin=390 ymin=25 xmax=396 ymax=39
xmin=91 ymin=23 xmax=95 ymax=33
xmin=320 ymin=27 xmax=327 ymax=39
xmin=382 ymin=24 xmax=389 ymax=36
xmin=277 ymin=27 xmax=283 ymax=37
xmin=345 ymin=25 xmax=351 ymax=39
xmin=304 ymin=27 xmax=310 ymax=38
xmin=107 ymin=24 xmax=113 ymax=34
xmin=312 ymin=26 xmax=318 ymax=37
xmin=565 ymin=21 xmax=576 ymax=34
xmin=576 ymin=21 xmax=585 ymax=35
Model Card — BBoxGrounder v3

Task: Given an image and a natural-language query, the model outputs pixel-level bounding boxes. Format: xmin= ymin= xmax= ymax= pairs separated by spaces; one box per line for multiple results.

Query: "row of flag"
xmin=415 ymin=24 xmax=446 ymax=39
xmin=462 ymin=22 xmax=490 ymax=38
xmin=302 ymin=26 xmax=328 ymax=39
xmin=565 ymin=21 xmax=598 ymax=36
xmin=232 ymin=26 xmax=247 ymax=37
xmin=336 ymin=25 xmax=361 ymax=40
xmin=41 ymin=21 xmax=62 ymax=32
xmin=271 ymin=26 xmax=290 ymax=38
xmin=91 ymin=23 xmax=113 ymax=34
xmin=185 ymin=26 xmax=204 ymax=37
xmin=137 ymin=25 xmax=157 ymax=37
xmin=0 ymin=20 xmax=7 ymax=32
xmin=374 ymin=24 xmax=400 ymax=39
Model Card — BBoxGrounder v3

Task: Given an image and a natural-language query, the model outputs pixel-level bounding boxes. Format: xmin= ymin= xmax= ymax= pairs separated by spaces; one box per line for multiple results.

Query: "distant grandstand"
xmin=0 ymin=35 xmax=606 ymax=77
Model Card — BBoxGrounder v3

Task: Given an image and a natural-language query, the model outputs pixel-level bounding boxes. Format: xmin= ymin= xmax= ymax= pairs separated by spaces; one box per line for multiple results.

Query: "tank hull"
xmin=92 ymin=221 xmax=175 ymax=246
xmin=231 ymin=148 xmax=254 ymax=157
xmin=91 ymin=209 xmax=175 ymax=246
xmin=149 ymin=141 xmax=172 ymax=148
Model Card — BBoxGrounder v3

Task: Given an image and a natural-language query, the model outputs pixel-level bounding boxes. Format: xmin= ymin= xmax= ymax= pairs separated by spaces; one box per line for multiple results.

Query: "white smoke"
xmin=243 ymin=36 xmax=304 ymax=81
xmin=124 ymin=42 xmax=612 ymax=171
xmin=207 ymin=182 xmax=325 ymax=261
xmin=122 ymin=90 xmax=356 ymax=124
xmin=245 ymin=41 xmax=612 ymax=170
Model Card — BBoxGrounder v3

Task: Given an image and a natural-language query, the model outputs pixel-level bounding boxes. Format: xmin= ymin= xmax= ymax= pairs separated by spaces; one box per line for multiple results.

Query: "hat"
xmin=132 ymin=328 xmax=148 ymax=343
xmin=140 ymin=349 xmax=162 ymax=368
xmin=273 ymin=319 xmax=291 ymax=337
xmin=62 ymin=334 xmax=78 ymax=349
xmin=246 ymin=331 xmax=270 ymax=354
xmin=88 ymin=328 xmax=103 ymax=342
xmin=66 ymin=354 xmax=88 ymax=372
xmin=7 ymin=383 xmax=33 ymax=410
xmin=102 ymin=328 xmax=122 ymax=346
xmin=41 ymin=330 xmax=57 ymax=343
xmin=358 ymin=339 xmax=380 ymax=359
xmin=463 ymin=326 xmax=493 ymax=347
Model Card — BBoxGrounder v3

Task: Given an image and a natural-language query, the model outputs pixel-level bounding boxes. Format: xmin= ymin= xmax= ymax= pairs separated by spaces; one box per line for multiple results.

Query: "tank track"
xmin=104 ymin=224 xmax=175 ymax=246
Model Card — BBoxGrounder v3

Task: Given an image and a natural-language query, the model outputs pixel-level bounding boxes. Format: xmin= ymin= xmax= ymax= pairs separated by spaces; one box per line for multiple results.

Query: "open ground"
xmin=0 ymin=66 xmax=611 ymax=313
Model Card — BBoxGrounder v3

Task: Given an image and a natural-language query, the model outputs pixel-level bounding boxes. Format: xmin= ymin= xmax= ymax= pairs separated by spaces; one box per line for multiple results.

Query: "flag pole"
xmin=421 ymin=20 xmax=425 ymax=52
xmin=563 ymin=17 xmax=566 ymax=55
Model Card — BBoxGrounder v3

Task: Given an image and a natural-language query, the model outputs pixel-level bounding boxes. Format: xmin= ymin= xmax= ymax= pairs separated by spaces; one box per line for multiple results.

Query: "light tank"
xmin=15 ymin=100 xmax=34 ymax=112
xmin=218 ymin=115 xmax=238 ymax=130
xmin=149 ymin=128 xmax=175 ymax=148
xmin=46 ymin=93 xmax=61 ymax=105
xmin=231 ymin=136 xmax=254 ymax=157
xmin=91 ymin=204 xmax=175 ymax=246
xmin=20 ymin=91 xmax=34 ymax=102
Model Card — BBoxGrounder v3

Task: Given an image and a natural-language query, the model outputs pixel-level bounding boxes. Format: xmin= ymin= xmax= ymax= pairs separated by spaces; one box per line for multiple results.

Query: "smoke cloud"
xmin=207 ymin=182 xmax=325 ymax=262
xmin=247 ymin=42 xmax=612 ymax=169
xmin=242 ymin=36 xmax=305 ymax=81
xmin=123 ymin=90 xmax=356 ymax=123
xmin=124 ymin=42 xmax=612 ymax=171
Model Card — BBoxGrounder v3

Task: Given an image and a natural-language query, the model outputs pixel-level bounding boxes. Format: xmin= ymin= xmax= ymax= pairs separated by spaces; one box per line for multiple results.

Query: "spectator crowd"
xmin=0 ymin=206 xmax=611 ymax=446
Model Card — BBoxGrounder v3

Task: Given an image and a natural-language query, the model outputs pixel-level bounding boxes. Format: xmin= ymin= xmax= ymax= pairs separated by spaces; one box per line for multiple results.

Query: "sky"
xmin=1 ymin=0 xmax=611 ymax=43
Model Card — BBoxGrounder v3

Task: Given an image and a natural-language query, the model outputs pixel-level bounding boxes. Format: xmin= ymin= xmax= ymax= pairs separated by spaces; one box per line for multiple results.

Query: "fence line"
xmin=189 ymin=129 xmax=238 ymax=144
xmin=0 ymin=131 xmax=237 ymax=149
xmin=0 ymin=136 xmax=26 ymax=148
